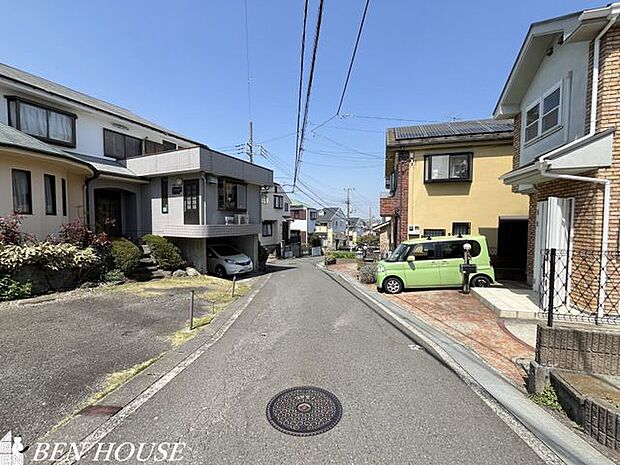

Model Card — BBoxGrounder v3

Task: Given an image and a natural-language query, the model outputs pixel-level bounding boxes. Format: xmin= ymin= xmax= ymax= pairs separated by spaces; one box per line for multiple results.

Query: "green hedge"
xmin=0 ymin=276 xmax=31 ymax=301
xmin=111 ymin=238 xmax=141 ymax=274
xmin=327 ymin=251 xmax=356 ymax=259
xmin=142 ymin=235 xmax=183 ymax=271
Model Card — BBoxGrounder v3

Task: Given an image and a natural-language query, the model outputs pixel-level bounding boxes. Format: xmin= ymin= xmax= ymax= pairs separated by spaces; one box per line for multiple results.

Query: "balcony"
xmin=153 ymin=223 xmax=261 ymax=239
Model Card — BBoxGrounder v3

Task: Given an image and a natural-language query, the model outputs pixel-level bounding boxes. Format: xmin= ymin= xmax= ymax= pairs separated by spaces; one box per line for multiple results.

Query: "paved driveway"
xmin=0 ymin=276 xmax=238 ymax=441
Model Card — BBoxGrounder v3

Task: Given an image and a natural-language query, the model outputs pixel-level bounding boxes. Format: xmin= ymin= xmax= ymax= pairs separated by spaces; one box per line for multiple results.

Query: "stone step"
xmin=141 ymin=244 xmax=151 ymax=254
xmin=139 ymin=257 xmax=157 ymax=265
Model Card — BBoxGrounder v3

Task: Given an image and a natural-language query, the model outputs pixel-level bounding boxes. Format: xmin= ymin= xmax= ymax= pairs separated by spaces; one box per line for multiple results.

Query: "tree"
xmin=308 ymin=233 xmax=322 ymax=247
xmin=356 ymin=234 xmax=379 ymax=248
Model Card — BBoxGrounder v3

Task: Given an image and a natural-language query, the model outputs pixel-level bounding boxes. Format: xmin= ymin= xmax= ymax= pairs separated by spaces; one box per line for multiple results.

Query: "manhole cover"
xmin=266 ymin=386 xmax=342 ymax=436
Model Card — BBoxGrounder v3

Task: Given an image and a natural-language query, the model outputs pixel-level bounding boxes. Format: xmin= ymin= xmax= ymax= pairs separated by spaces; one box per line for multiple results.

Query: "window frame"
xmin=523 ymin=81 xmax=563 ymax=145
xmin=424 ymin=153 xmax=473 ymax=183
xmin=217 ymin=178 xmax=248 ymax=212
xmin=6 ymin=96 xmax=77 ymax=148
xmin=274 ymin=195 xmax=284 ymax=209
xmin=451 ymin=222 xmax=471 ymax=236
xmin=261 ymin=191 xmax=269 ymax=205
xmin=61 ymin=178 xmax=67 ymax=217
xmin=262 ymin=221 xmax=273 ymax=237
xmin=44 ymin=173 xmax=57 ymax=216
xmin=309 ymin=211 xmax=318 ymax=220
xmin=103 ymin=128 xmax=143 ymax=160
xmin=161 ymin=177 xmax=169 ymax=214
xmin=423 ymin=228 xmax=446 ymax=237
xmin=12 ymin=169 xmax=32 ymax=215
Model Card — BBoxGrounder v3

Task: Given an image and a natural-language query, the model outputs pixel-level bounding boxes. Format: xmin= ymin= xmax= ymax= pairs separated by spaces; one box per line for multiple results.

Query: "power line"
xmin=294 ymin=0 xmax=325 ymax=190
xmin=348 ymin=113 xmax=439 ymax=123
xmin=336 ymin=0 xmax=371 ymax=114
xmin=294 ymin=0 xmax=309 ymax=171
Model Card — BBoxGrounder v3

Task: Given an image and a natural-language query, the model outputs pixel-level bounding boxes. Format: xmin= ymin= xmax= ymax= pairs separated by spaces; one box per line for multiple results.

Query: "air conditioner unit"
xmin=235 ymin=214 xmax=249 ymax=225
xmin=408 ymin=224 xmax=420 ymax=236
xmin=224 ymin=216 xmax=235 ymax=225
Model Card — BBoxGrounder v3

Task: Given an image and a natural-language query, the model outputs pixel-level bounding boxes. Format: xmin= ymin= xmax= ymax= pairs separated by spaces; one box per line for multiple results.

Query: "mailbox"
xmin=460 ymin=263 xmax=477 ymax=274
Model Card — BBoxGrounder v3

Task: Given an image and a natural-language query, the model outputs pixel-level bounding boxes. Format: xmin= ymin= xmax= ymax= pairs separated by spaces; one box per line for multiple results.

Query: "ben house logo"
xmin=2 ymin=432 xmax=187 ymax=463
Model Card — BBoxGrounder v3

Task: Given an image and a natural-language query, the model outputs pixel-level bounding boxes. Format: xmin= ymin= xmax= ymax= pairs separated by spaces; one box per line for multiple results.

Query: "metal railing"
xmin=539 ymin=248 xmax=620 ymax=326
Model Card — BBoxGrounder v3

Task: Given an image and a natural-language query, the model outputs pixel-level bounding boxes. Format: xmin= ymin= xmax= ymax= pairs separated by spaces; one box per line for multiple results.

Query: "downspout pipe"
xmin=536 ymin=13 xmax=618 ymax=323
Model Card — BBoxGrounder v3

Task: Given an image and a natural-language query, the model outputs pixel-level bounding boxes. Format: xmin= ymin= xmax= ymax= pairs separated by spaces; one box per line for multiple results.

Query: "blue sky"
xmin=0 ymin=0 xmax=604 ymax=218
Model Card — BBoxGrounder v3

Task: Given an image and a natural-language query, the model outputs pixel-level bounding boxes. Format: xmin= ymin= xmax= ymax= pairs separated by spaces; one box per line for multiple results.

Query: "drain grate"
xmin=266 ymin=386 xmax=342 ymax=436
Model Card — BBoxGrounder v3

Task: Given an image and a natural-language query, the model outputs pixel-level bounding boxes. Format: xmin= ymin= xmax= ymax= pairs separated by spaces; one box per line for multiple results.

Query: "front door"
xmin=404 ymin=242 xmax=440 ymax=288
xmin=533 ymin=197 xmax=573 ymax=303
xmin=95 ymin=189 xmax=122 ymax=236
xmin=183 ymin=179 xmax=200 ymax=225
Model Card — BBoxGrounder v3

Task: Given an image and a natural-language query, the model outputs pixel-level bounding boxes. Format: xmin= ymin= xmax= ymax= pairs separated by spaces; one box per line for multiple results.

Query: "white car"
xmin=207 ymin=244 xmax=253 ymax=278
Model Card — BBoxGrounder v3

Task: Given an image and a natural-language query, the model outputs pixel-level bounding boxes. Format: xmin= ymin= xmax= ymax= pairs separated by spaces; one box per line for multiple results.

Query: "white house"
xmin=260 ymin=182 xmax=291 ymax=255
xmin=289 ymin=203 xmax=317 ymax=245
xmin=314 ymin=207 xmax=348 ymax=248
xmin=0 ymin=62 xmax=273 ymax=272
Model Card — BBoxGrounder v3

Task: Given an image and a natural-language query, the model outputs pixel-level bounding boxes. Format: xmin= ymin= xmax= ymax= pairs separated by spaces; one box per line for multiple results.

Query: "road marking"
xmin=408 ymin=343 xmax=423 ymax=351
xmin=53 ymin=274 xmax=271 ymax=465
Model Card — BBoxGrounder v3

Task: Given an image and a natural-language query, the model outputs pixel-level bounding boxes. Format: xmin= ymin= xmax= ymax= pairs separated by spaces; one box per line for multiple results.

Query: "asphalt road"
xmin=73 ymin=259 xmax=545 ymax=464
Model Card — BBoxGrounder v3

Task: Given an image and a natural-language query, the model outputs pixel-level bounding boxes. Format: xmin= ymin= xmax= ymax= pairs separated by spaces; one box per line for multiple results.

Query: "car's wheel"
xmin=470 ymin=274 xmax=491 ymax=287
xmin=383 ymin=277 xmax=404 ymax=294
xmin=215 ymin=265 xmax=227 ymax=278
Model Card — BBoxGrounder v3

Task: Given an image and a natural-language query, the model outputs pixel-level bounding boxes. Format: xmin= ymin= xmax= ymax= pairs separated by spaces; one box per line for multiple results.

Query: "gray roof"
xmin=392 ymin=119 xmax=513 ymax=141
xmin=0 ymin=122 xmax=93 ymax=171
xmin=316 ymin=207 xmax=344 ymax=223
xmin=66 ymin=152 xmax=140 ymax=178
xmin=0 ymin=62 xmax=202 ymax=146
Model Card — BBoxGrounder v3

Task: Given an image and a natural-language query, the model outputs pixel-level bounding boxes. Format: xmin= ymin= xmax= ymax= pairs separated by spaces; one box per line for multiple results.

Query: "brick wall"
xmin=379 ymin=152 xmax=410 ymax=245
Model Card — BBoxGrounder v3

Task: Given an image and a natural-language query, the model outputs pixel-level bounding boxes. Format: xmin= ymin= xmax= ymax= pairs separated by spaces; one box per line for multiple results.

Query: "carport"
xmin=206 ymin=234 xmax=259 ymax=272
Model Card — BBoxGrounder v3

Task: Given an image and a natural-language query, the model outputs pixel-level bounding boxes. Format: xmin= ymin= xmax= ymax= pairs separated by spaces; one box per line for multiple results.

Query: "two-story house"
xmin=495 ymin=3 xmax=620 ymax=314
xmin=347 ymin=216 xmax=367 ymax=245
xmin=289 ymin=203 xmax=317 ymax=245
xmin=314 ymin=207 xmax=348 ymax=249
xmin=380 ymin=119 xmax=530 ymax=280
xmin=0 ymin=63 xmax=272 ymax=272
xmin=260 ymin=182 xmax=291 ymax=255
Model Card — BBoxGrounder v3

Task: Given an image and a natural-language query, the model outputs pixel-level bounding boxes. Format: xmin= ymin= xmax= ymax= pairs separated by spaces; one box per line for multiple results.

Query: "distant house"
xmin=494 ymin=4 xmax=620 ymax=314
xmin=372 ymin=219 xmax=392 ymax=257
xmin=380 ymin=118 xmax=529 ymax=280
xmin=289 ymin=203 xmax=317 ymax=245
xmin=314 ymin=207 xmax=347 ymax=248
xmin=347 ymin=216 xmax=367 ymax=245
xmin=0 ymin=62 xmax=272 ymax=272
xmin=260 ymin=183 xmax=291 ymax=255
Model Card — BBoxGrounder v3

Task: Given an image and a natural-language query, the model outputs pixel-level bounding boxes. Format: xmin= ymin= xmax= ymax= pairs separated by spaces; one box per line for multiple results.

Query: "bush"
xmin=358 ymin=263 xmax=378 ymax=284
xmin=0 ymin=212 xmax=33 ymax=245
xmin=142 ymin=235 xmax=183 ymax=271
xmin=111 ymin=238 xmax=142 ymax=274
xmin=0 ymin=275 xmax=32 ymax=301
xmin=327 ymin=251 xmax=356 ymax=259
xmin=103 ymin=269 xmax=125 ymax=283
xmin=308 ymin=233 xmax=322 ymax=247
xmin=0 ymin=243 xmax=100 ymax=272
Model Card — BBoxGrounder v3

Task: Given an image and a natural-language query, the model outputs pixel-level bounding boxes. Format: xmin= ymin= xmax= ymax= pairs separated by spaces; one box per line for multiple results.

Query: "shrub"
xmin=358 ymin=263 xmax=378 ymax=284
xmin=142 ymin=235 xmax=183 ymax=271
xmin=327 ymin=251 xmax=356 ymax=259
xmin=308 ymin=233 xmax=322 ymax=247
xmin=0 ymin=212 xmax=32 ymax=245
xmin=258 ymin=243 xmax=269 ymax=264
xmin=58 ymin=219 xmax=113 ymax=279
xmin=103 ymin=269 xmax=125 ymax=283
xmin=111 ymin=238 xmax=141 ymax=274
xmin=0 ymin=275 xmax=31 ymax=301
xmin=0 ymin=243 xmax=100 ymax=272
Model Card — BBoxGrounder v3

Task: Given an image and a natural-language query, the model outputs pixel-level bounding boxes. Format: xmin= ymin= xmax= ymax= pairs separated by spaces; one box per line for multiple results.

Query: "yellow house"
xmin=379 ymin=119 xmax=530 ymax=280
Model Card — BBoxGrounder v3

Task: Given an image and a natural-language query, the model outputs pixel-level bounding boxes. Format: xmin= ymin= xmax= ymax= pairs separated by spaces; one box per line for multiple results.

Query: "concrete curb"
xmin=318 ymin=264 xmax=615 ymax=465
xmin=36 ymin=274 xmax=272 ymax=463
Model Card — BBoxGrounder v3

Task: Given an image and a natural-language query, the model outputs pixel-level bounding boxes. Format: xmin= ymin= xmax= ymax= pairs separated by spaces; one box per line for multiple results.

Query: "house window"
xmin=44 ymin=174 xmax=57 ymax=215
xmin=274 ymin=195 xmax=283 ymax=209
xmin=161 ymin=178 xmax=169 ymax=214
xmin=524 ymin=83 xmax=562 ymax=144
xmin=262 ymin=221 xmax=273 ymax=237
xmin=310 ymin=211 xmax=318 ymax=220
xmin=61 ymin=178 xmax=67 ymax=216
xmin=12 ymin=169 xmax=32 ymax=214
xmin=217 ymin=179 xmax=247 ymax=211
xmin=452 ymin=222 xmax=470 ymax=236
xmin=103 ymin=129 xmax=143 ymax=159
xmin=261 ymin=192 xmax=269 ymax=204
xmin=145 ymin=140 xmax=165 ymax=154
xmin=292 ymin=210 xmax=302 ymax=219
xmin=7 ymin=97 xmax=77 ymax=147
xmin=424 ymin=153 xmax=472 ymax=182
xmin=284 ymin=202 xmax=289 ymax=212
xmin=424 ymin=228 xmax=445 ymax=237
xmin=162 ymin=140 xmax=177 ymax=151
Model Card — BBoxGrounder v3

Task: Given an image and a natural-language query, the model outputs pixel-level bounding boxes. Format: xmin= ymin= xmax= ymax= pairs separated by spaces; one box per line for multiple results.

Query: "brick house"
xmin=495 ymin=3 xmax=620 ymax=317
xmin=379 ymin=119 xmax=530 ymax=279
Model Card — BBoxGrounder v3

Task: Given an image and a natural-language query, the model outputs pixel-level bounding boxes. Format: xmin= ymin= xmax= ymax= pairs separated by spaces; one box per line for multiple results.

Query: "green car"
xmin=376 ymin=235 xmax=495 ymax=294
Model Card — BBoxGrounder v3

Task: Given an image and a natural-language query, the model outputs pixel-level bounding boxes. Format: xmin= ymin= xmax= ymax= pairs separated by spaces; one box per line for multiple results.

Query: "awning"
xmin=500 ymin=128 xmax=614 ymax=187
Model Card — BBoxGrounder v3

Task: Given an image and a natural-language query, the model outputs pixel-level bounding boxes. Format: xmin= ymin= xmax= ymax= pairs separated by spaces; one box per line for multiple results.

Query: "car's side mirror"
xmin=406 ymin=255 xmax=416 ymax=262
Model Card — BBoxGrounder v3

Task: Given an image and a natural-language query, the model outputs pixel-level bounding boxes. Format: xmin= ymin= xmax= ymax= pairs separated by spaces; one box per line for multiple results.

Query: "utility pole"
xmin=344 ymin=187 xmax=353 ymax=247
xmin=248 ymin=121 xmax=254 ymax=164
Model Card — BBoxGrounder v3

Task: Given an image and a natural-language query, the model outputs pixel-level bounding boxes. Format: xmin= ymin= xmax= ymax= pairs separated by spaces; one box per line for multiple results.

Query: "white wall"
xmin=519 ymin=40 xmax=590 ymax=166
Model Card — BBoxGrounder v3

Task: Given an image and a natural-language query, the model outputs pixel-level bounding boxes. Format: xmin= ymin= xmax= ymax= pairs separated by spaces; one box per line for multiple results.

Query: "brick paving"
xmin=328 ymin=261 xmax=534 ymax=388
